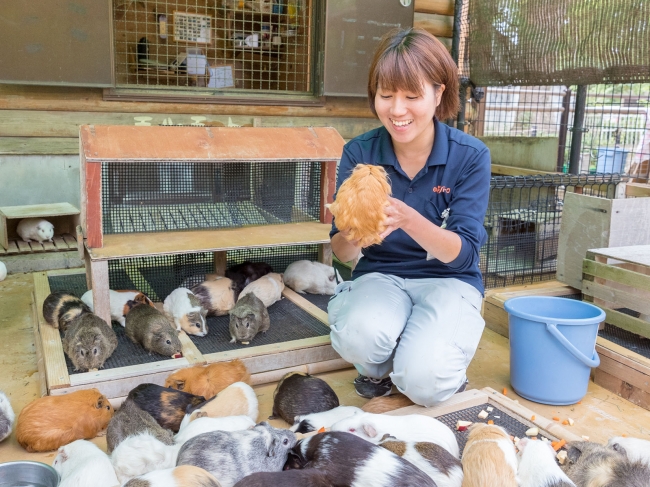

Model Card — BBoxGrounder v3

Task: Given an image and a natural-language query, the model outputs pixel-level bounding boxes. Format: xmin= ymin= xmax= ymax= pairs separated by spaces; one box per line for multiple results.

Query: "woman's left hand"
xmin=379 ymin=197 xmax=414 ymax=239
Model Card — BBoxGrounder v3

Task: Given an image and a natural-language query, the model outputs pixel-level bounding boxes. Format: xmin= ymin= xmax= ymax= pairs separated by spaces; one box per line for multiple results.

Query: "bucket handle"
xmin=546 ymin=323 xmax=600 ymax=368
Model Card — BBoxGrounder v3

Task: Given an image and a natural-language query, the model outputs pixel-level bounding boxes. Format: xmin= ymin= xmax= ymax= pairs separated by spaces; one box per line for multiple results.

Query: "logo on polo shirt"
xmin=433 ymin=185 xmax=450 ymax=194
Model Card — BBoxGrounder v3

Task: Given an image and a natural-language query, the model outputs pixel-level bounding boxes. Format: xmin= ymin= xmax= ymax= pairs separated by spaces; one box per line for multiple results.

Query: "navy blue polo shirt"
xmin=330 ymin=118 xmax=491 ymax=295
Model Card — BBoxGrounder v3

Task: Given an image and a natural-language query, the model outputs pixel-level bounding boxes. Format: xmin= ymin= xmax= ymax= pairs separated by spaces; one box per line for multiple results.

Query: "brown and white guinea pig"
xmin=191 ymin=277 xmax=237 ymax=316
xmin=361 ymin=394 xmax=415 ymax=414
xmin=225 ymin=261 xmax=273 ymax=296
xmin=607 ymin=436 xmax=650 ymax=467
xmin=0 ymin=390 xmax=15 ymax=443
xmin=125 ymin=303 xmax=183 ymax=358
xmin=228 ymin=293 xmax=270 ymax=345
xmin=52 ymin=439 xmax=119 ymax=487
xmin=43 ymin=291 xmax=92 ymax=331
xmin=271 ymin=372 xmax=339 ymax=424
xmin=126 ymin=383 xmax=205 ymax=433
xmin=562 ymin=440 xmax=650 ymax=487
xmin=238 ymin=272 xmax=284 ymax=308
xmin=106 ymin=398 xmax=174 ymax=454
xmin=164 ymin=359 xmax=250 ymax=399
xmin=460 ymin=423 xmax=518 ymax=487
xmin=17 ymin=217 xmax=54 ymax=243
xmin=61 ymin=312 xmax=118 ymax=372
xmin=81 ymin=289 xmax=155 ymax=327
xmin=15 ymin=388 xmax=113 ymax=452
xmin=516 ymin=437 xmax=574 ymax=487
xmin=327 ymin=163 xmax=392 ymax=248
xmin=123 ymin=465 xmax=222 ymax=487
xmin=233 ymin=469 xmax=332 ymax=487
xmin=283 ymin=260 xmax=341 ymax=295
xmin=285 ymin=431 xmax=436 ymax=487
xmin=379 ymin=436 xmax=463 ymax=487
xmin=163 ymin=287 xmax=209 ymax=337
xmin=180 ymin=381 xmax=258 ymax=430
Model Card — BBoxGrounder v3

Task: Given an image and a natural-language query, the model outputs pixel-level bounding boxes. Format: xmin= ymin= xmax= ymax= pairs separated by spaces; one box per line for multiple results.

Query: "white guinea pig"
xmin=290 ymin=405 xmax=363 ymax=433
xmin=283 ymin=260 xmax=341 ymax=295
xmin=52 ymin=439 xmax=118 ymax=487
xmin=111 ymin=432 xmax=181 ymax=483
xmin=174 ymin=415 xmax=255 ymax=445
xmin=608 ymin=436 xmax=650 ymax=467
xmin=0 ymin=261 xmax=6 ymax=282
xmin=517 ymin=437 xmax=575 ymax=487
xmin=16 ymin=218 xmax=54 ymax=243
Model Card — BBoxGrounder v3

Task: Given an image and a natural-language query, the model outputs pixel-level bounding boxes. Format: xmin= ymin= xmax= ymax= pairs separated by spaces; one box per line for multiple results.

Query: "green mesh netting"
xmin=468 ymin=0 xmax=650 ymax=86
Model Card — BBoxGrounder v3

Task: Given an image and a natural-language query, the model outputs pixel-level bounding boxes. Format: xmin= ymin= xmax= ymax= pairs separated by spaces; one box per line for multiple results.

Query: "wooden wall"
xmin=414 ymin=0 xmax=454 ymax=51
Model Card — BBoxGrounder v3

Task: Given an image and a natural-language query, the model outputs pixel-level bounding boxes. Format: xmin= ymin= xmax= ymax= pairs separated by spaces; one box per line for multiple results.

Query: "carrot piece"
xmin=487 ymin=420 xmax=494 ymax=425
xmin=317 ymin=427 xmax=326 ymax=433
xmin=552 ymin=416 xmax=560 ymax=421
xmin=562 ymin=420 xmax=569 ymax=425
xmin=531 ymin=415 xmax=536 ymax=421
xmin=553 ymin=439 xmax=566 ymax=451
xmin=577 ymin=401 xmax=582 ymax=404
xmin=622 ymin=433 xmax=628 ymax=437
xmin=530 ymin=436 xmax=538 ymax=440
xmin=502 ymin=388 xmax=507 ymax=395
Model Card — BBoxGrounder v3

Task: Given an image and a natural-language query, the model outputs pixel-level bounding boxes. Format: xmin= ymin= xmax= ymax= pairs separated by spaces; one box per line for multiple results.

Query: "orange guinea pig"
xmin=164 ymin=359 xmax=250 ymax=399
xmin=327 ymin=163 xmax=392 ymax=248
xmin=16 ymin=388 xmax=114 ymax=452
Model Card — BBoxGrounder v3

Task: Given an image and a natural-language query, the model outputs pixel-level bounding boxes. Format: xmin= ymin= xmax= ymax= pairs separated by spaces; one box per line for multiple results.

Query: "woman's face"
xmin=375 ymin=80 xmax=444 ymax=148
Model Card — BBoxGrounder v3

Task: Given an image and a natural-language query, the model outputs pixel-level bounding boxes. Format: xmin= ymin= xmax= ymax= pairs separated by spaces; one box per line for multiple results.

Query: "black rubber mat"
xmin=189 ymin=297 xmax=330 ymax=354
xmin=48 ymin=273 xmax=88 ymax=298
xmin=599 ymin=322 xmax=650 ymax=360
xmin=299 ymin=293 xmax=332 ymax=312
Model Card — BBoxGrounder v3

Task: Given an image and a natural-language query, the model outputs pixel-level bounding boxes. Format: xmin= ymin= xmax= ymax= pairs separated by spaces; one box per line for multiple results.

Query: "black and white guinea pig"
xmin=290 ymin=406 xmax=362 ymax=433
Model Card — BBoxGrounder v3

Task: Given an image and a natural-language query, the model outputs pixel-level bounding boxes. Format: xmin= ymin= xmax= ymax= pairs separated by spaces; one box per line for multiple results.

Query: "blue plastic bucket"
xmin=504 ymin=296 xmax=605 ymax=405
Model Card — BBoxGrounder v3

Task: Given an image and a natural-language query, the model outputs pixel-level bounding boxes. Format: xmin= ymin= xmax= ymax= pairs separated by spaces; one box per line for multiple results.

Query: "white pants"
xmin=328 ymin=273 xmax=485 ymax=407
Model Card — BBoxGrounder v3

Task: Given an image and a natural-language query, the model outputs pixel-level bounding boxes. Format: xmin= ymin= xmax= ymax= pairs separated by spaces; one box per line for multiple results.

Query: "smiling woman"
xmin=328 ymin=28 xmax=491 ymax=407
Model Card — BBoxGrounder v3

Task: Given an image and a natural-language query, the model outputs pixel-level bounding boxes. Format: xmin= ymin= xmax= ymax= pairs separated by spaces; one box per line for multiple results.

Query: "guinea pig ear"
xmin=566 ymin=442 xmax=585 ymax=465
xmin=57 ymin=447 xmax=69 ymax=463
xmin=610 ymin=441 xmax=627 ymax=456
xmin=516 ymin=437 xmax=529 ymax=451
xmin=174 ymin=380 xmax=186 ymax=391
xmin=362 ymin=422 xmax=378 ymax=438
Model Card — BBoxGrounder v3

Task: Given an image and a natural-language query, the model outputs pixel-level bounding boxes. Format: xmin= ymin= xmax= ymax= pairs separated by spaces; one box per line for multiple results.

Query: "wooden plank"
xmin=80 ymin=126 xmax=346 ymax=163
xmin=596 ymin=337 xmax=650 ymax=371
xmin=213 ymin=251 xmax=227 ymax=276
xmin=239 ymin=345 xmax=341 ymax=375
xmin=625 ymin=182 xmax=650 ymax=198
xmin=31 ymin=292 xmax=48 ymax=398
xmin=85 ymin=162 xmax=103 ymax=248
xmin=318 ymin=243 xmax=333 ymax=266
xmin=69 ymin=357 xmax=190 ymax=387
xmin=588 ymin=245 xmax=650 ymax=268
xmin=32 ymin=272 xmax=71 ymax=390
xmin=42 ymin=241 xmax=56 ymax=252
xmin=609 ymin=200 xmax=650 ymax=250
xmin=320 ymin=160 xmax=337 ymax=224
xmin=387 ymin=389 xmax=489 ymax=418
xmin=0 ymin=203 xmax=79 ymax=219
xmin=47 ymin=268 xmax=86 ymax=277
xmin=248 ymin=358 xmax=353 ymax=386
xmin=53 ymin=236 xmax=69 ymax=250
xmin=597 ymin=353 xmax=650 ymax=394
xmin=601 ymin=308 xmax=650 ymax=340
xmin=89 ymin=260 xmax=111 ymax=325
xmin=204 ymin=335 xmax=332 ymax=365
xmin=583 ymin=259 xmax=650 ymax=292
xmin=29 ymin=241 xmax=45 ymax=253
xmin=415 ymin=0 xmax=454 ymax=16
xmin=0 ymin=137 xmax=80 ymax=155
xmin=178 ymin=331 xmax=206 ymax=365
xmin=414 ymin=13 xmax=454 ymax=38
xmin=491 ymin=164 xmax=559 ymax=177
xmin=5 ymin=240 xmax=19 ymax=254
xmin=87 ymin=222 xmax=331 ymax=260
xmin=0 ymin=213 xmax=7 ymax=250
xmin=593 ymin=368 xmax=650 ymax=411
xmin=582 ymin=281 xmax=650 ymax=315
xmin=16 ymin=240 xmax=31 ymax=253
xmin=482 ymin=301 xmax=510 ymax=338
xmin=281 ymin=288 xmax=329 ymax=325
xmin=62 ymin=234 xmax=78 ymax=248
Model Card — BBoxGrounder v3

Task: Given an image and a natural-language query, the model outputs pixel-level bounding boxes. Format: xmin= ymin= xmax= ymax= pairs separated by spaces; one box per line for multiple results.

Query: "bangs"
xmin=374 ymin=49 xmax=426 ymax=96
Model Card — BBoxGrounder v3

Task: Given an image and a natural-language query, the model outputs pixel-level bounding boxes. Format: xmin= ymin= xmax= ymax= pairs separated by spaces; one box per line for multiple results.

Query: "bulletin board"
xmin=173 ymin=11 xmax=212 ymax=44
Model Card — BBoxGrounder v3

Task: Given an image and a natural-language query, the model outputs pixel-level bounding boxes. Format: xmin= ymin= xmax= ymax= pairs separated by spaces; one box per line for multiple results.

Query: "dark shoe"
xmin=354 ymin=374 xmax=393 ymax=399
xmin=455 ymin=378 xmax=469 ymax=394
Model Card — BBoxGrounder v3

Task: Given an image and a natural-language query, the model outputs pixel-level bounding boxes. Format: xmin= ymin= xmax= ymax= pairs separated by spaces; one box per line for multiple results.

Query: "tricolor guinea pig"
xmin=81 ymin=289 xmax=155 ymax=327
xmin=180 ymin=381 xmax=258 ymax=429
xmin=164 ymin=359 xmax=250 ymax=399
xmin=15 ymin=388 xmax=114 ymax=452
xmin=238 ymin=273 xmax=284 ymax=308
xmin=17 ymin=217 xmax=54 ymax=243
xmin=106 ymin=398 xmax=174 ymax=454
xmin=283 ymin=260 xmax=340 ymax=295
xmin=163 ymin=287 xmax=209 ymax=337
xmin=123 ymin=465 xmax=222 ymax=487
xmin=52 ymin=439 xmax=119 ymax=487
xmin=43 ymin=291 xmax=91 ymax=331
xmin=461 ymin=423 xmax=518 ymax=487
xmin=191 ymin=277 xmax=238 ymax=316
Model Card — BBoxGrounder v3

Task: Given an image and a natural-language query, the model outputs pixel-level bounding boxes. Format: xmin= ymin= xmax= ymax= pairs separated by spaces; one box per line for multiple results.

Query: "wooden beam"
xmin=491 ymin=164 xmax=560 ymax=176
xmin=320 ymin=160 xmax=337 ymax=224
xmin=281 ymin=288 xmax=329 ymax=325
xmin=415 ymin=0 xmax=454 ymax=16
xmin=0 ymin=137 xmax=79 ymax=155
xmin=414 ymin=13 xmax=454 ymax=38
xmin=84 ymin=162 xmax=103 ymax=248
xmin=31 ymin=292 xmax=48 ymax=398
xmin=625 ymin=182 xmax=650 ymax=198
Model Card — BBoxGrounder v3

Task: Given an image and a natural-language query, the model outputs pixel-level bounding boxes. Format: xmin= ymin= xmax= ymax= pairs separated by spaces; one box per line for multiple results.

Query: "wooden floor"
xmin=0 ymin=271 xmax=649 ymax=466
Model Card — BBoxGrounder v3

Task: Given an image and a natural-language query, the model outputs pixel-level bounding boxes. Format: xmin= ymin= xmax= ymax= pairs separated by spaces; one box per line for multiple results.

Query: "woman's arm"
xmin=331 ymin=231 xmax=362 ymax=263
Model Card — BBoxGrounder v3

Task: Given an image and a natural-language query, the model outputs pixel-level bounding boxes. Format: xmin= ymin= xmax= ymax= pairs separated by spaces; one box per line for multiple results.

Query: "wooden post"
xmin=85 ymin=162 xmax=103 ymax=248
xmin=90 ymin=260 xmax=111 ymax=325
xmin=318 ymin=243 xmax=332 ymax=266
xmin=320 ymin=160 xmax=337 ymax=224
xmin=213 ymin=251 xmax=227 ymax=276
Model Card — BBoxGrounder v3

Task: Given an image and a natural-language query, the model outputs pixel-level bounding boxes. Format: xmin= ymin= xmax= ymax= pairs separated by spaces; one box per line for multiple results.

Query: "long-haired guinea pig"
xmin=562 ymin=440 xmax=650 ymax=487
xmin=226 ymin=261 xmax=273 ymax=295
xmin=379 ymin=436 xmax=463 ymax=487
xmin=461 ymin=423 xmax=518 ymax=487
xmin=111 ymin=431 xmax=181 ymax=483
xmin=123 ymin=465 xmax=222 ymax=487
xmin=283 ymin=260 xmax=340 ymax=295
xmin=17 ymin=217 xmax=54 ymax=243
xmin=106 ymin=398 xmax=174 ymax=453
xmin=331 ymin=411 xmax=460 ymax=459
xmin=174 ymin=415 xmax=255 ymax=446
xmin=516 ymin=437 xmax=574 ymax=487
xmin=191 ymin=277 xmax=237 ymax=316
xmin=43 ymin=291 xmax=91 ymax=330
xmin=228 ymin=293 xmax=270 ymax=345
xmin=62 ymin=312 xmax=118 ymax=372
xmin=125 ymin=303 xmax=183 ymax=358
xmin=52 ymin=439 xmax=118 ymax=487
xmin=608 ymin=436 xmax=650 ymax=467
xmin=327 ymin=163 xmax=392 ymax=248
xmin=81 ymin=289 xmax=155 ymax=327
xmin=163 ymin=287 xmax=209 ymax=337
xmin=238 ymin=272 xmax=285 ymax=308
xmin=177 ymin=422 xmax=296 ymax=487
xmin=361 ymin=394 xmax=415 ymax=414
xmin=271 ymin=372 xmax=339 ymax=424
xmin=286 ymin=431 xmax=435 ymax=487
xmin=233 ymin=469 xmax=332 ymax=487
xmin=164 ymin=359 xmax=250 ymax=399
xmin=16 ymin=388 xmax=113 ymax=452
xmin=290 ymin=405 xmax=362 ymax=433
xmin=0 ymin=390 xmax=15 ymax=443
xmin=180 ymin=382 xmax=258 ymax=429
xmin=127 ymin=383 xmax=205 ymax=433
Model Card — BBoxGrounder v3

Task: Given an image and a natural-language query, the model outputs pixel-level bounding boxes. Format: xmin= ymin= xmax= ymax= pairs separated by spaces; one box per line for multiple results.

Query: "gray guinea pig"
xmin=271 ymin=372 xmax=339 ymax=424
xmin=562 ymin=440 xmax=650 ymax=487
xmin=125 ymin=303 xmax=183 ymax=358
xmin=62 ymin=313 xmax=118 ymax=372
xmin=106 ymin=398 xmax=174 ymax=454
xmin=177 ymin=422 xmax=296 ymax=487
xmin=228 ymin=293 xmax=270 ymax=345
xmin=0 ymin=390 xmax=15 ymax=443
xmin=43 ymin=291 xmax=91 ymax=331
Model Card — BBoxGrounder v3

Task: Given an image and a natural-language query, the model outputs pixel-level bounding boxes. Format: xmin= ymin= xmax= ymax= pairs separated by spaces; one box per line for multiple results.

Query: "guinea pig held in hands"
xmin=516 ymin=437 xmax=574 ymax=487
xmin=52 ymin=439 xmax=119 ymax=487
xmin=15 ymin=388 xmax=113 ymax=452
xmin=62 ymin=312 xmax=118 ymax=372
xmin=285 ymin=431 xmax=436 ymax=487
xmin=16 ymin=217 xmax=54 ymax=243
xmin=461 ymin=423 xmax=518 ymax=487
xmin=164 ymin=359 xmax=250 ymax=399
xmin=283 ymin=260 xmax=340 ymax=295
xmin=191 ymin=277 xmax=237 ymax=316
xmin=42 ymin=291 xmax=92 ymax=330
xmin=81 ymin=289 xmax=155 ymax=327
xmin=106 ymin=398 xmax=174 ymax=453
xmin=271 ymin=371 xmax=340 ymax=424
xmin=163 ymin=287 xmax=209 ymax=337
xmin=229 ymin=293 xmax=270 ymax=345
xmin=125 ymin=303 xmax=183 ymax=358
xmin=238 ymin=272 xmax=284 ymax=308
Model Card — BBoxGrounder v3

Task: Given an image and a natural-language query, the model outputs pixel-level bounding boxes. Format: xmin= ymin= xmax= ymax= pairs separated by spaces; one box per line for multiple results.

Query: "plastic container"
xmin=596 ymin=147 xmax=628 ymax=174
xmin=505 ymin=296 xmax=605 ymax=405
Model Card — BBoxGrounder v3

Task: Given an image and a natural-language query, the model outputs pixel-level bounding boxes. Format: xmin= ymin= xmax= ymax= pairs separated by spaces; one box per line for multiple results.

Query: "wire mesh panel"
xmin=482 ymin=174 xmax=619 ymax=290
xmin=101 ymin=160 xmax=321 ymax=235
xmin=113 ymin=0 xmax=313 ymax=93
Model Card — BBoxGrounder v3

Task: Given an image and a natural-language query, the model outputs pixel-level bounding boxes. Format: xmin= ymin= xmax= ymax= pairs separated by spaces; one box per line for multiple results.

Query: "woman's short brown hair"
xmin=367 ymin=28 xmax=459 ymax=121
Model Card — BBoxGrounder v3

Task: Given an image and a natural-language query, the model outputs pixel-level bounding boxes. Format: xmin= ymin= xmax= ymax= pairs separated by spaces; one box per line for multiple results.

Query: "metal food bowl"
xmin=0 ymin=461 xmax=59 ymax=487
